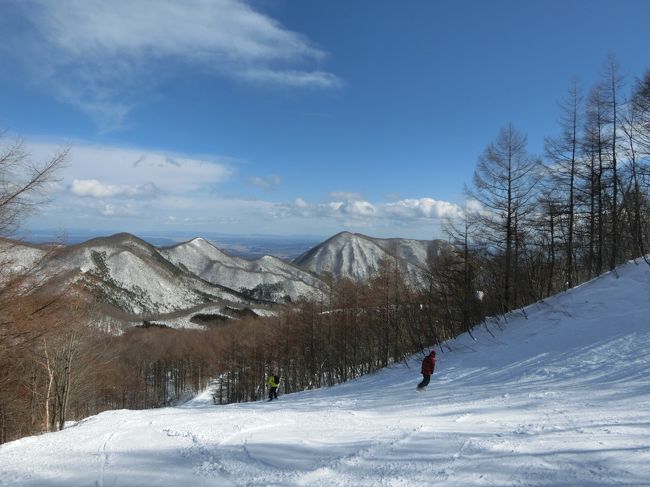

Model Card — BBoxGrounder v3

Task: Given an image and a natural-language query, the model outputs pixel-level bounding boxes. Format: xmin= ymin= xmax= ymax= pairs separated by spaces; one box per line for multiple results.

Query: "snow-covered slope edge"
xmin=1 ymin=259 xmax=649 ymax=486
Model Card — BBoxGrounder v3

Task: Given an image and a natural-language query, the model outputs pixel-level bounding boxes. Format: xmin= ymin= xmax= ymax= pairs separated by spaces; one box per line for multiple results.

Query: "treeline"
xmin=0 ymin=260 xmax=457 ymax=442
xmin=212 ymin=260 xmax=459 ymax=403
xmin=451 ymin=56 xmax=650 ymax=318
xmin=4 ymin=57 xmax=650 ymax=443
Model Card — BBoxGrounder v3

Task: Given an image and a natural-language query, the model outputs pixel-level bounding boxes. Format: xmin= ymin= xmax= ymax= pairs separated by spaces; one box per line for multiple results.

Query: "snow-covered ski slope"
xmin=2 ymin=259 xmax=650 ymax=486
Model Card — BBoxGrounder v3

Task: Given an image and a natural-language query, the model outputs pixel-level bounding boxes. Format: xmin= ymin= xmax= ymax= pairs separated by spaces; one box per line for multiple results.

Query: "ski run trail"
xmin=2 ymin=259 xmax=650 ymax=486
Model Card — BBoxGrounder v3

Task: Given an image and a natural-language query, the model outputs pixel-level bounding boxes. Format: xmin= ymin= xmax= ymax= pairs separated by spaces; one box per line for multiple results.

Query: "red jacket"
xmin=421 ymin=351 xmax=436 ymax=375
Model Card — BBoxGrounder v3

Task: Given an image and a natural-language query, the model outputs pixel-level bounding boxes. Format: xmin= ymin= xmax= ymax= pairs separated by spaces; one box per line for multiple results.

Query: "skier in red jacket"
xmin=417 ymin=350 xmax=436 ymax=391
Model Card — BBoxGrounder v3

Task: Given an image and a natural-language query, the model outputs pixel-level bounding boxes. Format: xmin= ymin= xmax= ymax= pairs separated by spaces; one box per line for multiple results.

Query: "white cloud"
xmin=71 ymin=179 xmax=158 ymax=199
xmin=22 ymin=139 xmax=236 ymax=226
xmin=384 ymin=198 xmax=463 ymax=220
xmin=329 ymin=191 xmax=364 ymax=201
xmin=289 ymin=196 xmax=462 ymax=224
xmin=30 ymin=186 xmax=461 ymax=238
xmin=295 ymin=197 xmax=309 ymax=208
xmin=27 ymin=141 xmax=233 ymax=195
xmin=464 ymin=199 xmax=483 ymax=215
xmin=101 ymin=203 xmax=138 ymax=217
xmin=344 ymin=200 xmax=376 ymax=216
xmin=328 ymin=201 xmax=344 ymax=212
xmin=239 ymin=68 xmax=342 ymax=89
xmin=248 ymin=174 xmax=282 ymax=191
xmin=9 ymin=0 xmax=341 ymax=127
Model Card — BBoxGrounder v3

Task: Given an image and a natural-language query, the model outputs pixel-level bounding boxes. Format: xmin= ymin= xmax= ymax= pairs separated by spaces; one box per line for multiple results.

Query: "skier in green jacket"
xmin=267 ymin=373 xmax=280 ymax=401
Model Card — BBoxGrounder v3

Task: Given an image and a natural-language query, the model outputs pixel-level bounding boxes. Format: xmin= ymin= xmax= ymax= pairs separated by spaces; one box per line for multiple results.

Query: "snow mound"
xmin=1 ymin=259 xmax=649 ymax=486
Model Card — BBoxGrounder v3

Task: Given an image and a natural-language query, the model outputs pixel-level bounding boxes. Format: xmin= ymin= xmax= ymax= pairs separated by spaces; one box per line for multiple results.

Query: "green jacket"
xmin=267 ymin=375 xmax=279 ymax=388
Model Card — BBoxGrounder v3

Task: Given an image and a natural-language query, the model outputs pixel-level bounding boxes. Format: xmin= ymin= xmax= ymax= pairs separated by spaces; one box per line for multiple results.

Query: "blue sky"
xmin=1 ymin=0 xmax=650 ymax=240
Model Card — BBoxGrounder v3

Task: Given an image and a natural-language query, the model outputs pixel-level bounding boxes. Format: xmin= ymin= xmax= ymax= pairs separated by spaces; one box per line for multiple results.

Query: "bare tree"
xmin=544 ymin=78 xmax=582 ymax=288
xmin=0 ymin=134 xmax=68 ymax=237
xmin=465 ymin=123 xmax=541 ymax=313
xmin=621 ymin=92 xmax=648 ymax=260
xmin=0 ymin=133 xmax=68 ymax=442
xmin=631 ymin=69 xmax=650 ymax=154
xmin=583 ymin=83 xmax=609 ymax=276
xmin=602 ymin=55 xmax=625 ymax=270
xmin=441 ymin=207 xmax=483 ymax=333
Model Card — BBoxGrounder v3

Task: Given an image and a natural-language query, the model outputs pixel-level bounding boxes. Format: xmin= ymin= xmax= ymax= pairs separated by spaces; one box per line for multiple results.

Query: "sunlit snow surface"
xmin=1 ymin=260 xmax=650 ymax=486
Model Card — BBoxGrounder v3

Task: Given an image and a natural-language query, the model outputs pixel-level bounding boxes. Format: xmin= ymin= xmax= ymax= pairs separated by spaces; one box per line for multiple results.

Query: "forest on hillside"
xmin=2 ymin=56 xmax=650 ymax=444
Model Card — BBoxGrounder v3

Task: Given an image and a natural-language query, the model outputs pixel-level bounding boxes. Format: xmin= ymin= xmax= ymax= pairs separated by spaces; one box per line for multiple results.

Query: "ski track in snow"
xmin=2 ymin=260 xmax=650 ymax=486
xmin=96 ymin=430 xmax=113 ymax=487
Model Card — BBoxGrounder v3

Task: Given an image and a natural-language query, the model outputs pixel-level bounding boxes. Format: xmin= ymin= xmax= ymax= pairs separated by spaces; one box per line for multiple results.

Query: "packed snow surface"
xmin=2 ymin=260 xmax=650 ymax=486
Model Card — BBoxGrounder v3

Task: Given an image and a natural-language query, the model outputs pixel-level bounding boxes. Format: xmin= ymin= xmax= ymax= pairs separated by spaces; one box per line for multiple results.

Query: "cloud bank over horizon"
xmin=23 ymin=139 xmax=461 ymax=239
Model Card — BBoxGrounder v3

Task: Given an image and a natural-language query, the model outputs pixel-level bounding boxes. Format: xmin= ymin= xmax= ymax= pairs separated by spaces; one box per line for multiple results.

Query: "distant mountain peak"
xmin=188 ymin=237 xmax=217 ymax=249
xmin=189 ymin=237 xmax=208 ymax=244
xmin=293 ymin=232 xmax=440 ymax=284
xmin=70 ymin=233 xmax=159 ymax=258
xmin=330 ymin=231 xmax=364 ymax=241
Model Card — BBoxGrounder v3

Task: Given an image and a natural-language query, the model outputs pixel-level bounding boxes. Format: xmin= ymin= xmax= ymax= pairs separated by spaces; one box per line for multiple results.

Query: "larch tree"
xmin=544 ymin=78 xmax=582 ymax=289
xmin=602 ymin=55 xmax=625 ymax=270
xmin=621 ymin=85 xmax=646 ymax=260
xmin=465 ymin=123 xmax=541 ymax=313
xmin=583 ymin=83 xmax=609 ymax=276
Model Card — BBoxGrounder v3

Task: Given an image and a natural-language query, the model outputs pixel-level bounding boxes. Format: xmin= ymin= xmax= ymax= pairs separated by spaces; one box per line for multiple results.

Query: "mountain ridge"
xmin=159 ymin=237 xmax=326 ymax=302
xmin=1 ymin=233 xmax=273 ymax=332
xmin=2 ymin=231 xmax=447 ymax=331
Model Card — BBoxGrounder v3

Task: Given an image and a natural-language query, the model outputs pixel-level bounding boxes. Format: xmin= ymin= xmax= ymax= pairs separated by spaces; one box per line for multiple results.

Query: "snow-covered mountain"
xmin=5 ymin=231 xmax=452 ymax=331
xmin=1 ymin=234 xmax=272 ymax=331
xmin=293 ymin=231 xmax=447 ymax=283
xmin=0 ymin=239 xmax=47 ymax=277
xmin=2 ymin=257 xmax=649 ymax=485
xmin=160 ymin=237 xmax=326 ymax=302
xmin=2 ymin=232 xmax=447 ymax=328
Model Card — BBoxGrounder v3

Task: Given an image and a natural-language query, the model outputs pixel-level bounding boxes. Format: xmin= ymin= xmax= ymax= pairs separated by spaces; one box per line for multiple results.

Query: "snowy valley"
xmin=1 ymin=256 xmax=649 ymax=486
